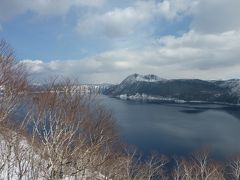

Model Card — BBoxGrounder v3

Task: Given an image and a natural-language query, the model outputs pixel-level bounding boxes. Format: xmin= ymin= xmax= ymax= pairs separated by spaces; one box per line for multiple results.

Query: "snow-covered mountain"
xmin=214 ymin=79 xmax=240 ymax=96
xmin=122 ymin=73 xmax=165 ymax=83
xmin=104 ymin=74 xmax=240 ymax=104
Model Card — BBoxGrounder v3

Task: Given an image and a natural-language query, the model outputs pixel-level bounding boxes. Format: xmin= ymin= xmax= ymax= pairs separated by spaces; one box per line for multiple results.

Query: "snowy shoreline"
xmin=116 ymin=93 xmax=240 ymax=106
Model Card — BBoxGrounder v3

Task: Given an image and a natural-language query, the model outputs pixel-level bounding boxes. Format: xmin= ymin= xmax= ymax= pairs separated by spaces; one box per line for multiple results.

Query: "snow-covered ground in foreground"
xmin=0 ymin=130 xmax=107 ymax=180
xmin=0 ymin=133 xmax=36 ymax=180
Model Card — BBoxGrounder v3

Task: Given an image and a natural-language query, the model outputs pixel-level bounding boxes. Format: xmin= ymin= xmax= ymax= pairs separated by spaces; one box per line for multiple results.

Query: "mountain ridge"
xmin=103 ymin=74 xmax=240 ymax=104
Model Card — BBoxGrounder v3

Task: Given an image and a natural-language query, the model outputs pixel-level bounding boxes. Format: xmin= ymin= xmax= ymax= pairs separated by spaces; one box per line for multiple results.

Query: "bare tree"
xmin=0 ymin=40 xmax=28 ymax=123
xmin=173 ymin=157 xmax=196 ymax=180
xmin=228 ymin=155 xmax=240 ymax=180
xmin=171 ymin=150 xmax=225 ymax=180
xmin=23 ymin=80 xmax=119 ymax=179
xmin=191 ymin=149 xmax=224 ymax=180
xmin=140 ymin=153 xmax=169 ymax=180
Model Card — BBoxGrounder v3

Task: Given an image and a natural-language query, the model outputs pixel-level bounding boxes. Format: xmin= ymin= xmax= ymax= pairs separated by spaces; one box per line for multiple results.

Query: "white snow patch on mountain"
xmin=219 ymin=79 xmax=240 ymax=96
xmin=122 ymin=74 xmax=165 ymax=84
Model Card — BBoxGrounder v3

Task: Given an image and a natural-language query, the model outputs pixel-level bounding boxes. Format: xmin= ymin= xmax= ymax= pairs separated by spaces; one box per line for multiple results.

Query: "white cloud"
xmin=157 ymin=30 xmax=240 ymax=69
xmin=0 ymin=0 xmax=106 ymax=20
xmin=155 ymin=0 xmax=198 ymax=20
xmin=76 ymin=0 xmax=240 ymax=38
xmin=21 ymin=29 xmax=240 ymax=83
xmin=77 ymin=3 xmax=150 ymax=37
xmin=191 ymin=0 xmax=240 ymax=33
xmin=76 ymin=0 xmax=196 ymax=38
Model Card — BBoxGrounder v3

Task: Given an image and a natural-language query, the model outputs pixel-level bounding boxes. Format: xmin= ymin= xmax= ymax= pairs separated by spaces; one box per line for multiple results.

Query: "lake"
xmin=97 ymin=95 xmax=240 ymax=159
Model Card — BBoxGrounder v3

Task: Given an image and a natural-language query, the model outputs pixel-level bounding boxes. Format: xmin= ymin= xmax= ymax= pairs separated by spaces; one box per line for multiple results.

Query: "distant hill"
xmin=103 ymin=74 xmax=240 ymax=104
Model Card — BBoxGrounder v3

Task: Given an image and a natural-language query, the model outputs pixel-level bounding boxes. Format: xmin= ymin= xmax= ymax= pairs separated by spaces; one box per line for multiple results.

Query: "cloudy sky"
xmin=0 ymin=0 xmax=239 ymax=83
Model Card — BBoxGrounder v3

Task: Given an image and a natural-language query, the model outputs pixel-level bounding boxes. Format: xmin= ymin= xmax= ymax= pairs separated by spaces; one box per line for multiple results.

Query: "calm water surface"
xmin=97 ymin=95 xmax=240 ymax=159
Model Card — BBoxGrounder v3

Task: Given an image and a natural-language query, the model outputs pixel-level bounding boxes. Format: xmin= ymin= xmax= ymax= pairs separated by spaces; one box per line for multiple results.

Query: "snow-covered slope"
xmin=217 ymin=79 xmax=240 ymax=96
xmin=122 ymin=73 xmax=165 ymax=84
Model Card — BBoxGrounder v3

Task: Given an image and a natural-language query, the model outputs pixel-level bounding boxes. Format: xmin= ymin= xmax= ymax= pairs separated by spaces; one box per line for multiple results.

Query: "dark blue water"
xmin=97 ymin=96 xmax=240 ymax=159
